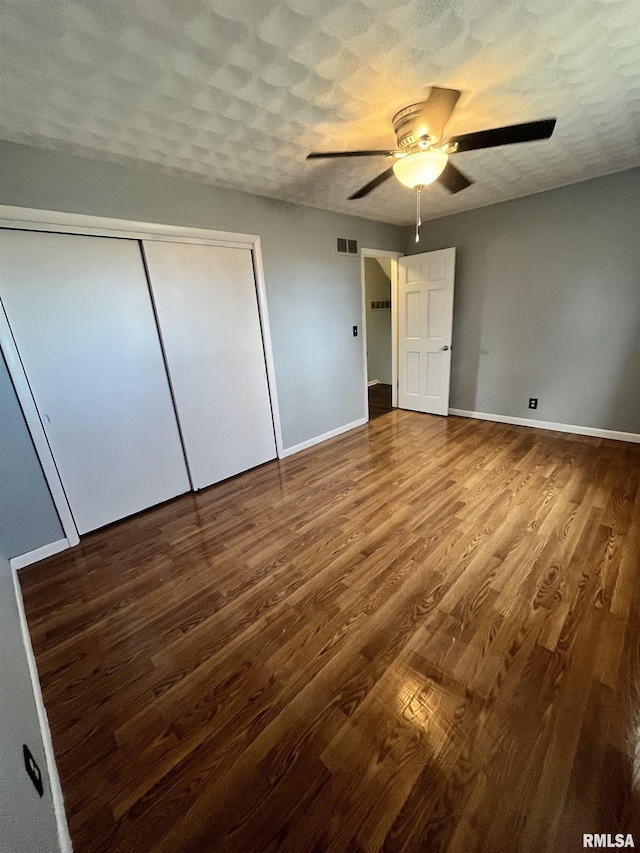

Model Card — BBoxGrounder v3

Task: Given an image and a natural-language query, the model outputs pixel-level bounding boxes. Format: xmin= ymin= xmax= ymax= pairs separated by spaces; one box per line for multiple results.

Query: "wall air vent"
xmin=370 ymin=300 xmax=391 ymax=310
xmin=336 ymin=238 xmax=358 ymax=256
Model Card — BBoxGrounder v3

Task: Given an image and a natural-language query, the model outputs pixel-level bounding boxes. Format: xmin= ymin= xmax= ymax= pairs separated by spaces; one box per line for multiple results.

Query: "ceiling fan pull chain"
xmin=415 ymin=184 xmax=423 ymax=243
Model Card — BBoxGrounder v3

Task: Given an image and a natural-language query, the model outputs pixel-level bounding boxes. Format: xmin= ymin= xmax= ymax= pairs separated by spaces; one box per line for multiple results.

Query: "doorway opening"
xmin=360 ymin=249 xmax=402 ymax=422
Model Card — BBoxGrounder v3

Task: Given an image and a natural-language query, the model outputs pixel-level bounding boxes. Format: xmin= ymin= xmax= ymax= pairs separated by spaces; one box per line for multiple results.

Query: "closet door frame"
xmin=0 ymin=205 xmax=284 ymax=557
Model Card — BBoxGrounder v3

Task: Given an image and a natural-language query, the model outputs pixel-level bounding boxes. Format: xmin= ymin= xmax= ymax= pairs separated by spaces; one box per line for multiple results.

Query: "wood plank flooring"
xmin=20 ymin=411 xmax=640 ymax=852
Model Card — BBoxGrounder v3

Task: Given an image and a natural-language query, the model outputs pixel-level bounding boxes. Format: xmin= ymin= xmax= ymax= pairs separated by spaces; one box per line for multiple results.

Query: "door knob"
xmin=441 ymin=345 xmax=449 ymax=351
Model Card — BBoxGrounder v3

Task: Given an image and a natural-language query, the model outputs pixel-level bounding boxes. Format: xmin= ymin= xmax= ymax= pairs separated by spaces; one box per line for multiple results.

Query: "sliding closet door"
xmin=0 ymin=230 xmax=190 ymax=534
xmin=142 ymin=240 xmax=276 ymax=490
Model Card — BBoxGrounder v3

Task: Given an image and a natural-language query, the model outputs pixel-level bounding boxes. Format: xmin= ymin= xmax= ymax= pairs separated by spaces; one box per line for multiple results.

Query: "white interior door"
xmin=142 ymin=240 xmax=277 ymax=490
xmin=0 ymin=230 xmax=190 ymax=534
xmin=398 ymin=248 xmax=455 ymax=416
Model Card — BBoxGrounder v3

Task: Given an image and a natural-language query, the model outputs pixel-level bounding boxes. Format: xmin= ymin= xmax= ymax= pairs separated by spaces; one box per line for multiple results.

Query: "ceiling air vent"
xmin=336 ymin=238 xmax=358 ymax=256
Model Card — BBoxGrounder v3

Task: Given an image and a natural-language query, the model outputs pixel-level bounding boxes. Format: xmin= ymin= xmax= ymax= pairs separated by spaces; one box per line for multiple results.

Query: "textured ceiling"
xmin=1 ymin=0 xmax=639 ymax=225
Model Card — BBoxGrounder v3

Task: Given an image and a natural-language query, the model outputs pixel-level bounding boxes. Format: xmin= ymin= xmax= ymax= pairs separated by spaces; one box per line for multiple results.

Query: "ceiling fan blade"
xmin=437 ymin=162 xmax=473 ymax=194
xmin=422 ymin=86 xmax=461 ymax=139
xmin=449 ymin=119 xmax=556 ymax=153
xmin=348 ymin=166 xmax=395 ymax=200
xmin=307 ymin=150 xmax=397 ymax=160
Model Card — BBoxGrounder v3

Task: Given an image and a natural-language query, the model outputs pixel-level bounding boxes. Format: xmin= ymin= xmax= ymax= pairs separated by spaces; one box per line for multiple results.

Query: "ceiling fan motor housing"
xmin=393 ymin=102 xmax=446 ymax=152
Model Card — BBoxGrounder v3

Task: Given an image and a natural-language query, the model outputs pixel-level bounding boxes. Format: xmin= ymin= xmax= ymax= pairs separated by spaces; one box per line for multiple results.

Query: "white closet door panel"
xmin=0 ymin=230 xmax=190 ymax=534
xmin=142 ymin=240 xmax=276 ymax=490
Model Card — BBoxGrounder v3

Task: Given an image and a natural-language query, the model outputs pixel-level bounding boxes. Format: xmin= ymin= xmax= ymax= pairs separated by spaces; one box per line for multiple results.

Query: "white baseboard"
xmin=282 ymin=416 xmax=368 ymax=458
xmin=10 ymin=538 xmax=70 ymax=571
xmin=449 ymin=409 xmax=640 ymax=444
xmin=367 ymin=380 xmax=379 ymax=387
xmin=11 ymin=567 xmax=73 ymax=853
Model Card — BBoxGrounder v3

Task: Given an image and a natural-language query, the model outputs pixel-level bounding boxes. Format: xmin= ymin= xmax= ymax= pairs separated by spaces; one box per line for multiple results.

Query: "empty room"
xmin=1 ymin=1 xmax=639 ymax=851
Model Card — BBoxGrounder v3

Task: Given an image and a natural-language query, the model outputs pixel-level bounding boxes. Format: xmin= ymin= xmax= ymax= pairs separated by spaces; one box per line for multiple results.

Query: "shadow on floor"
xmin=368 ymin=383 xmax=394 ymax=420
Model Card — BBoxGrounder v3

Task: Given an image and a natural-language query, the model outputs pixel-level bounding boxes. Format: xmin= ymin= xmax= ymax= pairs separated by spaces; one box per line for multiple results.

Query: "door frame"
xmin=360 ymin=248 xmax=403 ymax=419
xmin=0 ymin=205 xmax=284 ymax=553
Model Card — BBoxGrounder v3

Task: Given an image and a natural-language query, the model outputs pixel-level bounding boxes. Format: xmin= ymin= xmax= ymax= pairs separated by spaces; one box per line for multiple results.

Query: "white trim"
xmin=252 ymin=238 xmax=284 ymax=459
xmin=0 ymin=205 xmax=256 ymax=248
xmin=282 ymin=416 xmax=368 ymax=458
xmin=11 ymin=566 xmax=73 ymax=853
xmin=359 ymin=256 xmax=370 ymax=421
xmin=0 ymin=205 xmax=285 ymax=500
xmin=367 ymin=380 xmax=379 ymax=387
xmin=390 ymin=258 xmax=399 ymax=409
xmin=360 ymin=248 xmax=402 ymax=418
xmin=449 ymin=408 xmax=640 ymax=444
xmin=0 ymin=303 xmax=80 ymax=547
xmin=10 ymin=538 xmax=70 ymax=571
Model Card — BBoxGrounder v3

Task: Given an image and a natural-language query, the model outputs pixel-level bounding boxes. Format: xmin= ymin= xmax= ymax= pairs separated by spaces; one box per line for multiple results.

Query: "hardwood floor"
xmin=368 ymin=382 xmax=393 ymax=421
xmin=20 ymin=411 xmax=640 ymax=852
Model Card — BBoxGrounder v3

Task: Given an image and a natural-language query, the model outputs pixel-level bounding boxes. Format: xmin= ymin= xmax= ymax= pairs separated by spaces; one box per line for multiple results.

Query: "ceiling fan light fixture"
xmin=393 ymin=149 xmax=449 ymax=188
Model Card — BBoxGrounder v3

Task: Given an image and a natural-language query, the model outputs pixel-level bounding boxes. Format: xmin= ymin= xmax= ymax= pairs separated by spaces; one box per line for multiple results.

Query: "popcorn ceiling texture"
xmin=1 ymin=0 xmax=639 ymax=225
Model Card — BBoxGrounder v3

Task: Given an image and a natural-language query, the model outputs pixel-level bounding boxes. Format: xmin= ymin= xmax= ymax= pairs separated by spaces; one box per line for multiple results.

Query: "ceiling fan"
xmin=307 ymin=87 xmax=556 ymax=239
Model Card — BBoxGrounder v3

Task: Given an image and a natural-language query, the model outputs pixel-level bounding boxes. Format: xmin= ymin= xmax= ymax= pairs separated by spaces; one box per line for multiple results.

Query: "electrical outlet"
xmin=529 ymin=398 xmax=538 ymax=410
xmin=23 ymin=745 xmax=44 ymax=797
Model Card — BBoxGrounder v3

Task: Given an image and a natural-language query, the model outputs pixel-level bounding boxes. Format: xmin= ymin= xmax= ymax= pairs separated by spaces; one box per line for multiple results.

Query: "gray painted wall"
xmin=0 ymin=553 xmax=61 ymax=852
xmin=406 ymin=169 xmax=640 ymax=433
xmin=0 ymin=141 xmax=405 ymax=455
xmin=364 ymin=258 xmax=392 ymax=385
xmin=0 ymin=350 xmax=64 ymax=559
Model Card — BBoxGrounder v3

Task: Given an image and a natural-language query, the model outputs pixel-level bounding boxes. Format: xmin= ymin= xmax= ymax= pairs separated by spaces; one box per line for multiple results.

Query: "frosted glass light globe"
xmin=393 ymin=150 xmax=449 ymax=187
